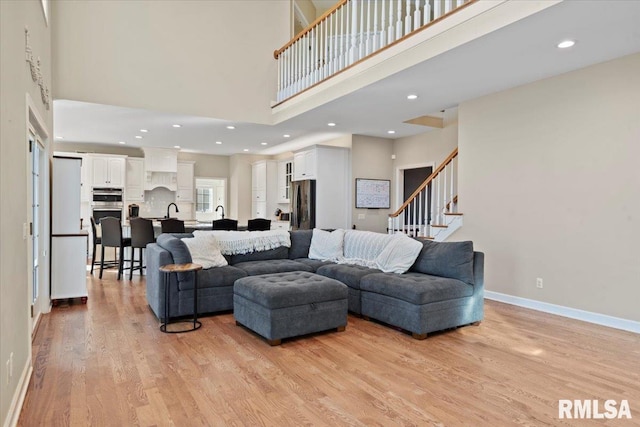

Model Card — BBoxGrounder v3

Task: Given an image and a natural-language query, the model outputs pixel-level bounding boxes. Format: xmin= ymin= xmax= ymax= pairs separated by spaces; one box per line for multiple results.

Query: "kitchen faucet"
xmin=166 ymin=202 xmax=179 ymax=219
xmin=215 ymin=205 xmax=225 ymax=219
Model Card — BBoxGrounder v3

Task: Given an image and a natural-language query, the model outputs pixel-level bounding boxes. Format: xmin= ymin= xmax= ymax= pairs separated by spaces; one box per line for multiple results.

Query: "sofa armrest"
xmin=146 ymin=242 xmax=179 ymax=320
xmin=472 ymin=252 xmax=484 ymax=295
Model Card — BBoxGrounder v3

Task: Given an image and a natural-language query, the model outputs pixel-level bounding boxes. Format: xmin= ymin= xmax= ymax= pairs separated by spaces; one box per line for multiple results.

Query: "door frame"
xmin=26 ymin=93 xmax=51 ymax=336
xmin=394 ymin=161 xmax=435 ymax=211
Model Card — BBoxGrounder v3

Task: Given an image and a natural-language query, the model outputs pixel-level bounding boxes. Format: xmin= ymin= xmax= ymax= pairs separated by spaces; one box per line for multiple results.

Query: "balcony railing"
xmin=274 ymin=0 xmax=472 ymax=103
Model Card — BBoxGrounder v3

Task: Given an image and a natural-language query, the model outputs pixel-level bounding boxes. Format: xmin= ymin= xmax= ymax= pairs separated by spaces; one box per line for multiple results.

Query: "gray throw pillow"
xmin=410 ymin=240 xmax=474 ymax=285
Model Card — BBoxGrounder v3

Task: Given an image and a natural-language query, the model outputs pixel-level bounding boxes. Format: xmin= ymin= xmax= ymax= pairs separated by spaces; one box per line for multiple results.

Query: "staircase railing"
xmin=388 ymin=147 xmax=458 ymax=237
xmin=274 ymin=0 xmax=473 ymax=103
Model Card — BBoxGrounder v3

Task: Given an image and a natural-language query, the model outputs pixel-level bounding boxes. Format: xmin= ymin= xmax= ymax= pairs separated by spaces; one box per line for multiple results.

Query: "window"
xmin=196 ymin=187 xmax=213 ymax=213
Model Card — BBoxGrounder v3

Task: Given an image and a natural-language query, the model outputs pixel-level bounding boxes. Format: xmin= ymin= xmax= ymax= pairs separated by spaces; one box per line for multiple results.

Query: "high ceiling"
xmin=53 ymin=1 xmax=640 ymax=156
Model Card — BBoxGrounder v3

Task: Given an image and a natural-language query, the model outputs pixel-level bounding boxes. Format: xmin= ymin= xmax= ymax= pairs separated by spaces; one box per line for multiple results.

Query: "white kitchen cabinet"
xmin=277 ymin=159 xmax=292 ymax=203
xmin=51 ymin=236 xmax=88 ymax=301
xmin=293 ymin=149 xmax=316 ymax=181
xmin=251 ymin=160 xmax=278 ymax=219
xmin=91 ymin=155 xmax=125 ymax=187
xmin=176 ymin=161 xmax=194 ymax=202
xmin=125 ymin=158 xmax=145 ymax=201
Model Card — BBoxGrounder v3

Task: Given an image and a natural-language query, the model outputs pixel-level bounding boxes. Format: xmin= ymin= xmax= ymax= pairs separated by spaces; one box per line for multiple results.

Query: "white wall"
xmin=1 ymin=0 xmax=52 ymax=424
xmin=455 ymin=53 xmax=640 ymax=322
xmin=351 ymin=135 xmax=394 ymax=233
xmin=52 ymin=0 xmax=291 ymax=125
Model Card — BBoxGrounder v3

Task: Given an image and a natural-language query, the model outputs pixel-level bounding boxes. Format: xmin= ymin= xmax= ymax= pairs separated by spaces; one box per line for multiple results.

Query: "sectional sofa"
xmin=145 ymin=229 xmax=484 ymax=338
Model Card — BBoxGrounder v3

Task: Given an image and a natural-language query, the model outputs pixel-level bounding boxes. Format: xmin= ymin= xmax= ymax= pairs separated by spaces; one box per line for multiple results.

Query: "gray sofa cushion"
xmin=360 ymin=272 xmax=473 ymax=305
xmin=234 ymin=272 xmax=347 ymax=309
xmin=234 ymin=259 xmax=313 ymax=276
xmin=156 ymin=234 xmax=193 ymax=281
xmin=293 ymin=258 xmax=336 ymax=272
xmin=227 ymin=246 xmax=289 ymax=264
xmin=288 ymin=230 xmax=313 ymax=259
xmin=410 ymin=240 xmax=475 ymax=284
xmin=178 ymin=265 xmax=248 ymax=291
xmin=316 ymin=264 xmax=380 ymax=290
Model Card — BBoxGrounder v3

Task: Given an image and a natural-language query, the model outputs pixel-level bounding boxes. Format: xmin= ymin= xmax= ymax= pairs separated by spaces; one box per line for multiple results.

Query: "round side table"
xmin=159 ymin=263 xmax=203 ymax=333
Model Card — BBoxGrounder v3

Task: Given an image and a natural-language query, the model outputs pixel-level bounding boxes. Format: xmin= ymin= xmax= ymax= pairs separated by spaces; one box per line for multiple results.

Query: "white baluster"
xmin=380 ymin=0 xmax=386 ymax=49
xmin=373 ymin=0 xmax=379 ymax=51
xmin=359 ymin=0 xmax=365 ymax=59
xmin=388 ymin=0 xmax=394 ymax=44
xmin=396 ymin=0 xmax=403 ymax=40
xmin=456 ymin=0 xmax=465 ymax=7
xmin=450 ymin=158 xmax=455 ymax=212
xmin=418 ymin=190 xmax=423 ymax=237
xmin=414 ymin=0 xmax=422 ymax=31
xmin=442 ymin=164 xmax=447 ymax=215
xmin=350 ymin=0 xmax=358 ymax=64
xmin=405 ymin=0 xmax=412 ymax=36
xmin=444 ymin=0 xmax=453 ymax=14
xmin=366 ymin=0 xmax=372 ymax=55
xmin=339 ymin=6 xmax=344 ymax=70
xmin=388 ymin=217 xmax=393 ymax=235
xmin=434 ymin=0 xmax=442 ymax=20
xmin=424 ymin=0 xmax=431 ymax=25
xmin=320 ymin=19 xmax=326 ymax=80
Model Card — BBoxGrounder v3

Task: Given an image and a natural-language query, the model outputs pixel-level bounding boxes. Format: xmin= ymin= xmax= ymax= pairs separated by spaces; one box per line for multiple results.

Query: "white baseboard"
xmin=485 ymin=291 xmax=640 ymax=334
xmin=3 ymin=360 xmax=32 ymax=427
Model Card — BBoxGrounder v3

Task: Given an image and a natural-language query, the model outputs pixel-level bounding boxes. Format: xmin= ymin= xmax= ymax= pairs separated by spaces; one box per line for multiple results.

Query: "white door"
xmin=28 ymin=131 xmax=45 ymax=331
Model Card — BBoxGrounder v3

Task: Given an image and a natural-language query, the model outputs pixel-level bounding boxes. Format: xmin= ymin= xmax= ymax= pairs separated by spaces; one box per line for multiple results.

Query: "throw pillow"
xmin=181 ymin=234 xmax=228 ymax=269
xmin=410 ymin=240 xmax=475 ymax=284
xmin=374 ymin=233 xmax=424 ymax=274
xmin=308 ymin=228 xmax=345 ymax=261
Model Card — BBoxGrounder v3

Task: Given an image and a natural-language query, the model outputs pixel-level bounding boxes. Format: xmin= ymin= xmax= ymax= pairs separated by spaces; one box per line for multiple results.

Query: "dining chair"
xmin=129 ymin=217 xmax=156 ymax=280
xmin=99 ymin=216 xmax=132 ymax=280
xmin=212 ymin=218 xmax=238 ymax=231
xmin=160 ymin=218 xmax=185 ymax=233
xmin=247 ymin=218 xmax=271 ymax=231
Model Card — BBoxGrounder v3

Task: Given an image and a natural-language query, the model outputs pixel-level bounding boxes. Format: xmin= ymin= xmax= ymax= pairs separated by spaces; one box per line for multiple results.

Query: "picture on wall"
xmin=355 ymin=178 xmax=390 ymax=209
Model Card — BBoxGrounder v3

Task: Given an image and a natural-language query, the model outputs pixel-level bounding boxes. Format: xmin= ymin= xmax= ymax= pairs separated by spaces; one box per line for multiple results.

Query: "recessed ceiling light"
xmin=226 ymin=125 xmax=235 ymax=130
xmin=243 ymin=148 xmax=249 ymax=152
xmin=215 ymin=141 xmax=222 ymax=145
xmin=260 ymin=142 xmax=268 ymax=146
xmin=407 ymin=94 xmax=418 ymax=100
xmin=140 ymin=129 xmax=148 ymax=133
xmin=283 ymin=134 xmax=290 ymax=138
xmin=327 ymin=122 xmax=336 ymax=127
xmin=55 ymin=136 xmax=63 ymax=140
xmin=119 ymin=141 xmax=126 ymax=145
xmin=387 ymin=130 xmax=396 ymax=134
xmin=135 ymin=135 xmax=142 ymax=139
xmin=174 ymin=145 xmax=181 ymax=149
xmin=557 ymin=40 xmax=575 ymax=49
xmin=172 ymin=124 xmax=181 ymax=128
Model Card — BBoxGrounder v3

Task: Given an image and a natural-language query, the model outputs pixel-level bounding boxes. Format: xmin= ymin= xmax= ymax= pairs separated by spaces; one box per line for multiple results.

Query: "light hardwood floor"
xmin=19 ymin=271 xmax=640 ymax=426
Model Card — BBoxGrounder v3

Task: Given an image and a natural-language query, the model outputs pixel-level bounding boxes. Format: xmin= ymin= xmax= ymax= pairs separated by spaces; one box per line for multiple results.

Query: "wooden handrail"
xmin=389 ymin=147 xmax=458 ymax=218
xmin=274 ymin=0 xmax=348 ymax=59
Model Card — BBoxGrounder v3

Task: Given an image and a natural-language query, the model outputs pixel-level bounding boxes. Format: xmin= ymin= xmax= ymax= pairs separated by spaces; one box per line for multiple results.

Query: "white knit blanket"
xmin=193 ymin=230 xmax=291 ymax=255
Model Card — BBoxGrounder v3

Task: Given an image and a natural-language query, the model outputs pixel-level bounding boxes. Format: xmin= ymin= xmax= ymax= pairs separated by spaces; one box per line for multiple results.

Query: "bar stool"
xmin=247 ymin=218 xmax=271 ymax=231
xmin=160 ymin=218 xmax=185 ymax=233
xmin=99 ymin=216 xmax=132 ymax=280
xmin=212 ymin=218 xmax=238 ymax=231
xmin=129 ymin=217 xmax=155 ymax=280
xmin=90 ymin=217 xmax=101 ymax=274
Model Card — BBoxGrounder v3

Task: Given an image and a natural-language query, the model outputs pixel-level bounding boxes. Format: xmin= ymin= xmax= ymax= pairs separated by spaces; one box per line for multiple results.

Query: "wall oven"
xmin=92 ymin=187 xmax=123 ymax=224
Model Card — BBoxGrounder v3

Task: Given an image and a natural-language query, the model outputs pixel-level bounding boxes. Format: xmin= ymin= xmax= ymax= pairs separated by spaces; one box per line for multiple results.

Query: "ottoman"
xmin=234 ymin=271 xmax=348 ymax=345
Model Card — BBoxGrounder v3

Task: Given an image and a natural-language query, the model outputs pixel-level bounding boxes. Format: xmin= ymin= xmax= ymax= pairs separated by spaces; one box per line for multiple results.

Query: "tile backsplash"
xmin=134 ymin=188 xmax=193 ymax=219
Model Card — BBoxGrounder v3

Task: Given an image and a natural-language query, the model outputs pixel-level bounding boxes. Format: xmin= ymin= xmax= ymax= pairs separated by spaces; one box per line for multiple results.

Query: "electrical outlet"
xmin=536 ymin=278 xmax=544 ymax=289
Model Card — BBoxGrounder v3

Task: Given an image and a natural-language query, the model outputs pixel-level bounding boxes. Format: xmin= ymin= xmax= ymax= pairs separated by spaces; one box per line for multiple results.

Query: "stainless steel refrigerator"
xmin=290 ymin=180 xmax=316 ymax=230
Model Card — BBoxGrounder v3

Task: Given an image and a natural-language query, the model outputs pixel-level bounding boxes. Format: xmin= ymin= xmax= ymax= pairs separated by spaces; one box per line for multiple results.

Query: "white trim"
xmin=3 ymin=361 xmax=33 ymax=427
xmin=485 ymin=291 xmax=640 ymax=334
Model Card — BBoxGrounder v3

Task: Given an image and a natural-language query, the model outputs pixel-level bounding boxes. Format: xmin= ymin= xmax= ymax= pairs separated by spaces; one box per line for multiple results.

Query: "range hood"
xmin=143 ymin=147 xmax=178 ymax=190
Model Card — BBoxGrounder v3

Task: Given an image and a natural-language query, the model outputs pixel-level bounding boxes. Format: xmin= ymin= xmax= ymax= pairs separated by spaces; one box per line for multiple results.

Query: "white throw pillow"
xmin=181 ymin=234 xmax=228 ymax=269
xmin=308 ymin=228 xmax=345 ymax=261
xmin=374 ymin=233 xmax=423 ymax=274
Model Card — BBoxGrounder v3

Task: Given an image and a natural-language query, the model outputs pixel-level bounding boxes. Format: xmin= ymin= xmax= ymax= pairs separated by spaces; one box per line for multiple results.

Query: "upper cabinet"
xmin=293 ymin=149 xmax=316 ymax=181
xmin=277 ymin=159 xmax=292 ymax=203
xmin=125 ymin=158 xmax=145 ymax=201
xmin=251 ymin=160 xmax=278 ymax=219
xmin=176 ymin=161 xmax=194 ymax=203
xmin=91 ymin=155 xmax=125 ymax=188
